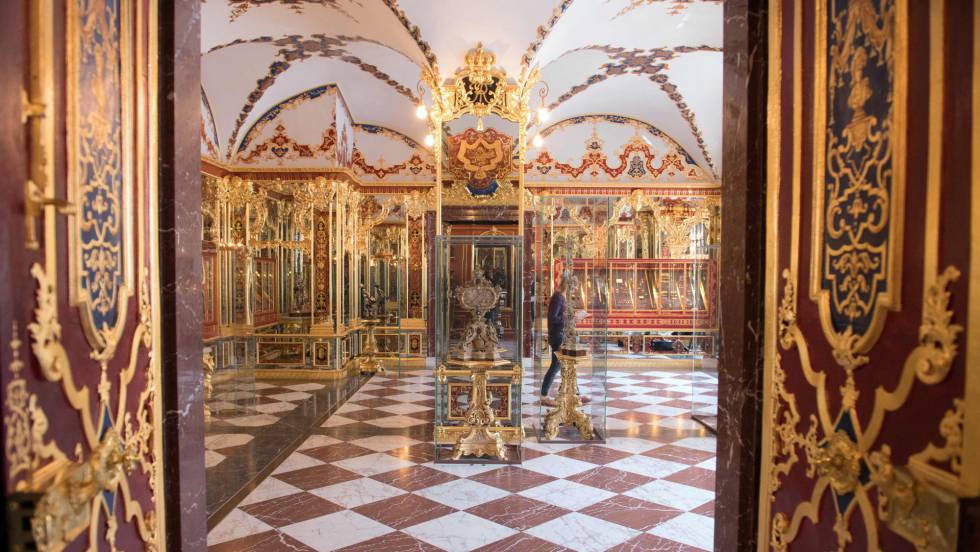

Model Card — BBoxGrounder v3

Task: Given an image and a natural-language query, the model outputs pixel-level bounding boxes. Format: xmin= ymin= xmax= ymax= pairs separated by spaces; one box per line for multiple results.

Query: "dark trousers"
xmin=541 ymin=351 xmax=561 ymax=396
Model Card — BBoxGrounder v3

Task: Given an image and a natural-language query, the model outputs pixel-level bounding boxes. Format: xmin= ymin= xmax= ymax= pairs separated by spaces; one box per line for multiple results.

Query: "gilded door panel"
xmin=3 ymin=0 xmax=164 ymax=550
xmin=758 ymin=0 xmax=978 ymax=550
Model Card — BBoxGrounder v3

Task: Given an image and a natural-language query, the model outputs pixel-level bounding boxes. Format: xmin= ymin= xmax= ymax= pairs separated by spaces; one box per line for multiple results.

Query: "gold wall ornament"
xmin=809 ymin=0 xmax=907 ymax=363
xmin=402 ymin=189 xmax=434 ymax=220
xmin=812 ymin=430 xmax=863 ymax=496
xmin=442 ymin=179 xmax=522 ymax=206
xmin=913 ymin=266 xmax=962 ymax=385
xmin=868 ymin=446 xmax=960 ymax=552
xmin=32 ymin=428 xmax=129 ymax=552
xmin=910 ymin=399 xmax=964 ymax=477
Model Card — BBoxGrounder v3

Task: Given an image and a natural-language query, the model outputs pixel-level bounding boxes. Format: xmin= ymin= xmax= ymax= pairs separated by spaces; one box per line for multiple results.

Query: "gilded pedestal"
xmin=543 ymin=351 xmax=594 ymax=441
xmin=357 ymin=319 xmax=385 ymax=374
xmin=450 ymin=360 xmax=508 ymax=461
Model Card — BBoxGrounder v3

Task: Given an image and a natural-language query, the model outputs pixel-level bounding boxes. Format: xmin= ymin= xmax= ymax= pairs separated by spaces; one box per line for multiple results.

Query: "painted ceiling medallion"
xmin=446 ymin=128 xmax=514 ymax=197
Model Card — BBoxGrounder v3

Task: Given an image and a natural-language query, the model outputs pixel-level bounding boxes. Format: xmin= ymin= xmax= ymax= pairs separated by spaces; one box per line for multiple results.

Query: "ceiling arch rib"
xmin=201 ymin=0 xmax=722 ymax=179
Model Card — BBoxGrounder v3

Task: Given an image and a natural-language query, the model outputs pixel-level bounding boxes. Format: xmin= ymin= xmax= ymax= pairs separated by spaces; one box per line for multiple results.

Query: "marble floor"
xmin=205 ymin=372 xmax=368 ymax=519
xmin=207 ymin=366 xmax=717 ymax=551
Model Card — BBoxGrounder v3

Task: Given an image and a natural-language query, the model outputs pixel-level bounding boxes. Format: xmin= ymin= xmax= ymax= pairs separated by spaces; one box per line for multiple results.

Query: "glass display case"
xmin=358 ymin=225 xmax=403 ymax=375
xmin=689 ymin=242 xmax=720 ymax=433
xmin=532 ymin=196 xmax=610 ymax=443
xmin=434 ymin=235 xmax=524 ymax=463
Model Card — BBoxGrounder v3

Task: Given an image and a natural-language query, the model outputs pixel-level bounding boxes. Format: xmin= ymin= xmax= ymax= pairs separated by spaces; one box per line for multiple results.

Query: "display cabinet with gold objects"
xmin=531 ymin=195 xmax=611 ymax=443
xmin=434 ymin=235 xmax=524 ymax=463
xmin=199 ymin=176 xmax=430 ymax=380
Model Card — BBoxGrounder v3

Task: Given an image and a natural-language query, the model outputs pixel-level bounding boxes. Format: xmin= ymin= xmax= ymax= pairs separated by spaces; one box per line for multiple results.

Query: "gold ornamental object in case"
xmin=357 ymin=319 xmax=385 ymax=374
xmin=448 ymin=273 xmax=509 ymax=460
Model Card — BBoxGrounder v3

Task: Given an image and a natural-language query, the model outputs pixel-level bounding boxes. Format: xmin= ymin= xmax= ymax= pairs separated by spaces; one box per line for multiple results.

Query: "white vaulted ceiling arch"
xmin=201 ymin=0 xmax=722 ymax=179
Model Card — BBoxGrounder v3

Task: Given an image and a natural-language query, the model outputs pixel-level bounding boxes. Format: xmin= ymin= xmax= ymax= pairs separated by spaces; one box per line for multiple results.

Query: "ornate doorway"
xmin=757 ymin=1 xmax=980 ymax=549
xmin=1 ymin=1 xmax=165 ymax=549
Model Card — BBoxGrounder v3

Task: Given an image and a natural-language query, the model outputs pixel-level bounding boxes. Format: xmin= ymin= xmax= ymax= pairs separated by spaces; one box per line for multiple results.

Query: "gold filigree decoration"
xmin=442 ymin=179 xmax=522 ymax=206
xmin=812 ymin=430 xmax=862 ymax=496
xmin=770 ymin=512 xmax=789 ymax=552
xmin=403 ymin=189 xmax=434 ymax=220
xmin=910 ymin=398 xmax=964 ymax=477
xmin=25 ymin=264 xmax=159 ymax=549
xmin=868 ymin=445 xmax=959 ymax=551
xmin=914 ymin=266 xmax=962 ymax=384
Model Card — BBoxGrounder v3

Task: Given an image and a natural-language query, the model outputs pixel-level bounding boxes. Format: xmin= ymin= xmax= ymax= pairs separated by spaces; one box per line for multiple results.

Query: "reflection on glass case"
xmin=689 ymin=243 xmax=719 ymax=433
xmin=434 ymin=235 xmax=523 ymax=463
xmin=532 ymin=196 xmax=610 ymax=443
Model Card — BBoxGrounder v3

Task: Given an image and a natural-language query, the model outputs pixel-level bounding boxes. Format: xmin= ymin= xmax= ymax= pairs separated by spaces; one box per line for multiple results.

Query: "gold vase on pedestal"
xmin=446 ymin=273 xmax=510 ymax=461
xmin=357 ymin=319 xmax=385 ymax=374
xmin=543 ymin=350 xmax=594 ymax=441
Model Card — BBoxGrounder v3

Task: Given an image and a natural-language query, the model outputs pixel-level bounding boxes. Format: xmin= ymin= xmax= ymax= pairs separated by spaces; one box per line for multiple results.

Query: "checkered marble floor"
xmin=206 ymin=379 xmax=329 ymax=468
xmin=208 ymin=367 xmax=717 ymax=552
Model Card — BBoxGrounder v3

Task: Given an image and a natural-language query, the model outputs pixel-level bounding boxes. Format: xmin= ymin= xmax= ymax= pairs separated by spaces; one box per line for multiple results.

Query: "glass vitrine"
xmin=689 ymin=242 xmax=720 ymax=433
xmin=434 ymin=235 xmax=523 ymax=463
xmin=532 ymin=196 xmax=610 ymax=443
xmin=358 ymin=230 xmax=402 ymax=375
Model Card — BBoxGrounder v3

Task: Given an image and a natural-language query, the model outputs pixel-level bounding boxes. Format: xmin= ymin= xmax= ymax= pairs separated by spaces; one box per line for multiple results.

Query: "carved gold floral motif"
xmin=67 ymin=0 xmax=135 ymax=356
xmin=24 ymin=264 xmax=159 ymax=550
xmin=810 ymin=0 xmax=905 ymax=363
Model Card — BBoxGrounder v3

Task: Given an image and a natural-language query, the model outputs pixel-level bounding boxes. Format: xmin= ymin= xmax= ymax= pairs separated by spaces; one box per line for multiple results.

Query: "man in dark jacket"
xmin=541 ymin=276 xmax=568 ymax=403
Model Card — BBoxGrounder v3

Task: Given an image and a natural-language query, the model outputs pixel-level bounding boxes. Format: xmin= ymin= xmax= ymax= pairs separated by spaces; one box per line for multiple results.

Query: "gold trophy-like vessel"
xmin=448 ymin=273 xmax=509 ymax=461
xmin=357 ymin=319 xmax=385 ymax=374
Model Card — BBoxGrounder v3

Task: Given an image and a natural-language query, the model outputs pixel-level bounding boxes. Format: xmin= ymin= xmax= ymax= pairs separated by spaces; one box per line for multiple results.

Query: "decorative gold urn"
xmin=447 ymin=273 xmax=509 ymax=460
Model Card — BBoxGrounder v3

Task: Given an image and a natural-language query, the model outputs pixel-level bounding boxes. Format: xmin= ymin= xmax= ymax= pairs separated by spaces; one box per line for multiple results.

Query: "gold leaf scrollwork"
xmin=914 ymin=266 xmax=962 ymax=385
xmin=868 ymin=445 xmax=959 ymax=552
xmin=770 ymin=512 xmax=789 ymax=552
xmin=32 ymin=428 xmax=129 ymax=551
xmin=812 ymin=430 xmax=862 ymax=496
xmin=770 ymin=353 xmax=801 ymax=495
xmin=910 ymin=398 xmax=965 ymax=476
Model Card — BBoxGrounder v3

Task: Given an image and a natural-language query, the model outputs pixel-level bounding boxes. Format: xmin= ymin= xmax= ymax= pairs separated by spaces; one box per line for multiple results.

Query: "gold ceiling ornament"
xmin=424 ymin=43 xmax=538 ymax=124
xmin=442 ymin=179 xmax=522 ymax=206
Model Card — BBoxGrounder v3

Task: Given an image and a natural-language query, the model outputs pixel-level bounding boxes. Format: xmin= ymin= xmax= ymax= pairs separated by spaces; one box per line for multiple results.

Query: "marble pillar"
xmin=158 ymin=1 xmax=207 ymax=549
xmin=715 ymin=0 xmax=768 ymax=550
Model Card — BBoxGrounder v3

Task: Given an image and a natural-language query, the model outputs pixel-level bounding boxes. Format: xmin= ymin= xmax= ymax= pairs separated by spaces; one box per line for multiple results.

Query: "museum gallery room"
xmin=5 ymin=0 xmax=980 ymax=551
xmin=198 ymin=1 xmax=725 ymax=550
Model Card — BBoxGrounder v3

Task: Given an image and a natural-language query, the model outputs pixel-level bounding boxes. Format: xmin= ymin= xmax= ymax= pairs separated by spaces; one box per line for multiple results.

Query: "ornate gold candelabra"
xmin=357 ymin=319 xmax=385 ymax=374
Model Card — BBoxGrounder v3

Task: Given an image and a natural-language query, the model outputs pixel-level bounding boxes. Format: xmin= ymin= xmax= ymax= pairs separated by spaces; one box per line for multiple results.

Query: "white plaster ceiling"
xmin=202 ymin=0 xmax=722 ymax=177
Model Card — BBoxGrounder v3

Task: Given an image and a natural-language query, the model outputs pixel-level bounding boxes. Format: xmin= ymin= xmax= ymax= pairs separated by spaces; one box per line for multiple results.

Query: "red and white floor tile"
xmin=208 ymin=367 xmax=717 ymax=552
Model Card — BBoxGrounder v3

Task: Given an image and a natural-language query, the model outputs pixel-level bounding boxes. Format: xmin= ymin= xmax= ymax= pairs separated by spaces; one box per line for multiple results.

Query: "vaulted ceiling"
xmin=201 ymin=0 xmax=723 ymax=178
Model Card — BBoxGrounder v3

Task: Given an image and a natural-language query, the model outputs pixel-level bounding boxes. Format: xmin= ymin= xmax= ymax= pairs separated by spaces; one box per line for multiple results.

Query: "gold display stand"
xmin=543 ymin=351 xmax=594 ymax=441
xmin=357 ymin=319 xmax=385 ymax=374
xmin=448 ymin=359 xmax=509 ymax=461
